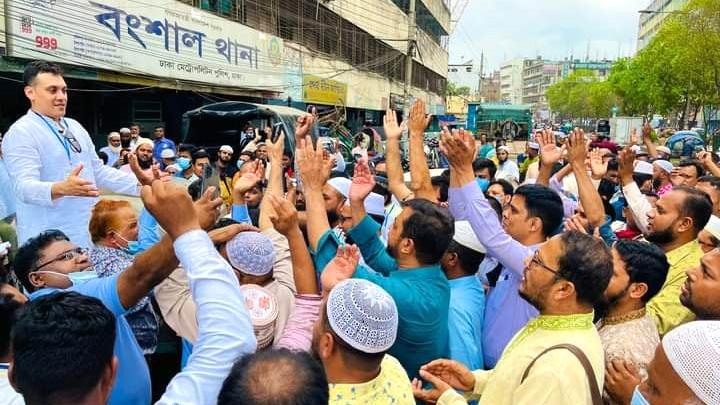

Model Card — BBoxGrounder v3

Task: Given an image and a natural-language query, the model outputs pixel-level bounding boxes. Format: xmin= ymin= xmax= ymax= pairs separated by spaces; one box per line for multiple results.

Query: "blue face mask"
xmin=476 ymin=178 xmax=490 ymax=193
xmin=113 ymin=232 xmax=142 ymax=255
xmin=630 ymin=386 xmax=650 ymax=405
xmin=237 ymin=160 xmax=245 ymax=170
xmin=67 ymin=270 xmax=99 ymax=286
xmin=177 ymin=157 xmax=191 ymax=170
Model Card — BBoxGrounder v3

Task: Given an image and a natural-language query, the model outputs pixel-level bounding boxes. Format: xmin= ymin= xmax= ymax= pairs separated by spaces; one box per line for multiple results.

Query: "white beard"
xmin=109 ymin=145 xmax=121 ymax=154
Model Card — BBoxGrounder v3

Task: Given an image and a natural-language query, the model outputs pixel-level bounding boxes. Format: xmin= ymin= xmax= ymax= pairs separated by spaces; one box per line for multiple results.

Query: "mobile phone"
xmin=271 ymin=122 xmax=284 ymax=143
xmin=200 ymin=163 xmax=221 ymax=200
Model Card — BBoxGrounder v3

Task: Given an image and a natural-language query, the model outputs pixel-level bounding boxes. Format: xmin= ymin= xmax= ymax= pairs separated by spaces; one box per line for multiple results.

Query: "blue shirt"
xmin=98 ymin=146 xmax=120 ymax=167
xmin=29 ymin=274 xmax=150 ymax=405
xmin=153 ymin=137 xmax=176 ymax=163
xmin=448 ymin=276 xmax=485 ymax=371
xmin=314 ymin=216 xmax=450 ymax=379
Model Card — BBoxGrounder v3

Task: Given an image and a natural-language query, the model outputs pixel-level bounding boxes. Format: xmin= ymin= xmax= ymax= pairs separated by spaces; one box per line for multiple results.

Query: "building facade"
xmin=560 ymin=60 xmax=613 ymax=81
xmin=500 ymin=58 xmax=523 ymax=105
xmin=479 ymin=70 xmax=501 ymax=103
xmin=637 ymin=0 xmax=688 ymax=50
xmin=522 ymin=58 xmax=560 ymax=121
xmin=448 ymin=62 xmax=480 ymax=96
xmin=0 ymin=0 xmax=449 ymax=143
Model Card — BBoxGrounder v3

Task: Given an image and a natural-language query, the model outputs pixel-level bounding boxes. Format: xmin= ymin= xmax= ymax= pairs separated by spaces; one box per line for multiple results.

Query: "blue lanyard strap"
xmin=34 ymin=112 xmax=72 ymax=161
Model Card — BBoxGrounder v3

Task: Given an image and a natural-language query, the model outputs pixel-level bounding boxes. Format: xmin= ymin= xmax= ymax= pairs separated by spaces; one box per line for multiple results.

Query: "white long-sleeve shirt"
xmin=622 ymin=182 xmax=652 ymax=234
xmin=158 ymin=230 xmax=256 ymax=405
xmin=2 ymin=110 xmax=139 ymax=247
xmin=496 ymin=159 xmax=520 ymax=184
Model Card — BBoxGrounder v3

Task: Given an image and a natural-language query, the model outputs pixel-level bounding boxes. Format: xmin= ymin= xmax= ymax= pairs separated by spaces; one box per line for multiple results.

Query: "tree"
xmin=446 ymin=82 xmax=471 ymax=97
xmin=547 ymin=70 xmax=615 ymax=119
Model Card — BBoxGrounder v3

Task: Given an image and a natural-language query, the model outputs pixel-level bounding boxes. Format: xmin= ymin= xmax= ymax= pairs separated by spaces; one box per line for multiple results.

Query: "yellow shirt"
xmin=438 ymin=313 xmax=605 ymax=405
xmin=329 ymin=355 xmax=414 ymax=405
xmin=647 ymin=240 xmax=701 ymax=336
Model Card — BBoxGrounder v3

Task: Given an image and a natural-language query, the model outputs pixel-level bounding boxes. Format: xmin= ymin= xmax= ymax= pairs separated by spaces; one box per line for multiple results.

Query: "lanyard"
xmin=34 ymin=112 xmax=73 ymax=161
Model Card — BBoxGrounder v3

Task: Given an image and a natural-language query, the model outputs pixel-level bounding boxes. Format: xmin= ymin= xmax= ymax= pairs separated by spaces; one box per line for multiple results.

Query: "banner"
xmin=5 ymin=0 xmax=284 ymax=90
xmin=302 ymin=75 xmax=347 ymax=106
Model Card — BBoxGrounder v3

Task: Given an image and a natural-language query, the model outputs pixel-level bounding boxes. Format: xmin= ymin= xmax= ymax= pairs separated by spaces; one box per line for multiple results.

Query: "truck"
xmin=609 ymin=117 xmax=644 ymax=144
xmin=467 ymin=103 xmax=532 ymax=141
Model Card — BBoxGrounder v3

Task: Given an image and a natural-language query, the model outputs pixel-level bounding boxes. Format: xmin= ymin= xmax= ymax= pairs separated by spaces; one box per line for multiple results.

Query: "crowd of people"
xmin=0 ymin=60 xmax=719 ymax=405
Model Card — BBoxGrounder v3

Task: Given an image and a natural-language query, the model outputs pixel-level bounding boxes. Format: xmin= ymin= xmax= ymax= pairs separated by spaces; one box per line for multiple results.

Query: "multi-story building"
xmin=479 ymin=70 xmax=501 ymax=103
xmin=637 ymin=0 xmax=688 ymax=50
xmin=522 ymin=57 xmax=560 ymax=121
xmin=448 ymin=62 xmax=480 ymax=96
xmin=560 ymin=60 xmax=613 ymax=81
xmin=0 ymin=0 xmax=449 ymax=142
xmin=500 ymin=58 xmax=523 ymax=105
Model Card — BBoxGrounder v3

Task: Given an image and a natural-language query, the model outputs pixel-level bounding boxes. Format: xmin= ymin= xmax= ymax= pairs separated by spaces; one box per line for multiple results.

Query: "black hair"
xmin=698 ymin=176 xmax=720 ymax=191
xmin=218 ymin=348 xmax=328 ymax=405
xmin=446 ymin=240 xmax=485 ymax=276
xmin=153 ymin=125 xmax=164 ymax=130
xmin=614 ymin=240 xmax=669 ymax=303
xmin=0 ymin=292 xmax=23 ymax=358
xmin=514 ymin=185 xmax=564 ymax=237
xmin=12 ymin=292 xmax=116 ymax=404
xmin=632 ymin=173 xmax=653 ymax=189
xmin=23 ymin=61 xmax=63 ymax=86
xmin=607 ymin=159 xmax=619 ymax=172
xmin=188 ymin=179 xmax=203 ymax=201
xmin=487 ymin=196 xmax=503 ymax=220
xmin=178 ymin=143 xmax=196 ymax=154
xmin=401 ymin=199 xmax=454 ymax=265
xmin=489 ymin=179 xmax=514 ymax=196
xmin=678 ymin=159 xmax=705 ymax=179
xmin=14 ymin=230 xmax=70 ymax=293
xmin=431 ymin=175 xmax=449 ymax=202
xmin=472 ymin=158 xmax=497 ymax=179
xmin=212 ymin=218 xmax=241 ymax=230
xmin=97 ymin=151 xmax=108 ymax=165
xmin=674 ymin=186 xmax=713 ymax=233
xmin=191 ymin=149 xmax=210 ymax=163
xmin=557 ymin=231 xmax=613 ymax=307
xmin=129 ymin=123 xmax=140 ymax=128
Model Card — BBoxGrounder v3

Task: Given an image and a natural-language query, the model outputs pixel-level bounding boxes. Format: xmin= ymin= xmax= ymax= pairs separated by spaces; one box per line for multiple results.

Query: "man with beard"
xmin=119 ymin=127 xmax=133 ymax=149
xmin=652 ymin=159 xmax=673 ymax=196
xmin=299 ymin=129 xmax=452 ymax=380
xmin=120 ymin=138 xmax=154 ymax=177
xmin=596 ymin=240 xmax=669 ymax=405
xmin=495 ymin=145 xmax=519 ymax=184
xmin=413 ymin=231 xmax=612 ymax=405
xmin=645 ymin=186 xmax=712 ymax=335
xmin=128 ymin=123 xmax=141 ymax=149
xmin=681 ymin=248 xmax=720 ymax=320
xmin=99 ymin=132 xmax=122 ymax=167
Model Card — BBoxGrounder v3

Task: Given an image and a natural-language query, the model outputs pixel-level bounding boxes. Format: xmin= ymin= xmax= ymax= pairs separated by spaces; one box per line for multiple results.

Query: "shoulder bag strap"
xmin=521 ymin=343 xmax=603 ymax=405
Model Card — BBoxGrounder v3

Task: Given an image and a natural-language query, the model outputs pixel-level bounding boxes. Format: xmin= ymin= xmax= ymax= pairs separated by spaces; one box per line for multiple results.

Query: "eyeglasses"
xmin=60 ymin=128 xmax=82 ymax=153
xmin=530 ymin=250 xmax=560 ymax=276
xmin=33 ymin=247 xmax=88 ymax=272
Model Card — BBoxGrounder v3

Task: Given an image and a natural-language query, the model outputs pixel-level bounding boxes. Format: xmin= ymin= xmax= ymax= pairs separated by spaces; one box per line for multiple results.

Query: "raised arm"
xmin=259 ymin=131 xmax=286 ymax=230
xmin=231 ymin=160 xmax=265 ymax=224
xmin=618 ymin=148 xmax=651 ymax=234
xmin=407 ymin=100 xmax=436 ymax=201
xmin=383 ymin=109 xmax=413 ymax=202
xmin=567 ymin=129 xmax=605 ymax=228
xmin=535 ymin=129 xmax=566 ymax=187
xmin=698 ymin=151 xmax=720 ymax=178
xmin=642 ymin=123 xmax=659 ymax=159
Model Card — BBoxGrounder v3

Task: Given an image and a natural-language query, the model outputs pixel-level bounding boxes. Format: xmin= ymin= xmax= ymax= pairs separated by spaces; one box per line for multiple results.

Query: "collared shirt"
xmin=438 ymin=313 xmax=605 ymax=405
xmin=29 ymin=274 xmax=151 ymax=405
xmin=597 ymin=309 xmax=659 ymax=405
xmin=314 ymin=216 xmax=450 ymax=379
xmin=647 ymin=240 xmax=701 ymax=335
xmin=89 ymin=245 xmax=158 ymax=354
xmin=2 ymin=110 xmax=139 ymax=248
xmin=0 ymin=363 xmax=24 ymax=405
xmin=449 ymin=180 xmax=538 ymax=369
xmin=329 ymin=355 xmax=415 ymax=405
xmin=153 ymin=137 xmax=176 ymax=163
xmin=448 ymin=276 xmax=485 ymax=371
xmin=98 ymin=146 xmax=121 ymax=167
xmin=158 ymin=230 xmax=256 ymax=405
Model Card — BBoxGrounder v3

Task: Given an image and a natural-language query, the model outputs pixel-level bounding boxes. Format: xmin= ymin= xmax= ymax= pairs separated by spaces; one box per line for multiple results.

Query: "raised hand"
xmin=566 ymin=128 xmax=588 ymax=167
xmin=320 ymin=244 xmax=360 ymax=292
xmin=141 ymin=180 xmax=200 ymax=240
xmin=536 ymin=128 xmax=565 ymax=166
xmin=267 ymin=194 xmax=300 ymax=236
xmin=589 ymin=148 xmax=608 ymax=180
xmin=383 ymin=108 xmax=405 ymax=141
xmin=128 ymin=153 xmax=163 ymax=186
xmin=194 ymin=187 xmax=223 ymax=230
xmin=642 ymin=123 xmax=653 ymax=142
xmin=55 ymin=163 xmax=99 ymax=198
xmin=605 ymin=359 xmax=641 ymax=405
xmin=233 ymin=160 xmax=264 ymax=198
xmin=440 ymin=128 xmax=476 ymax=171
xmin=420 ymin=359 xmax=475 ymax=392
xmin=349 ymin=158 xmax=376 ymax=203
xmin=295 ymin=113 xmax=316 ymax=140
xmin=296 ymin=136 xmax=334 ymax=191
xmin=408 ymin=99 xmax=431 ymax=140
xmin=564 ymin=213 xmax=589 ymax=234
xmin=267 ymin=129 xmax=286 ymax=163
xmin=617 ymin=147 xmax=636 ymax=185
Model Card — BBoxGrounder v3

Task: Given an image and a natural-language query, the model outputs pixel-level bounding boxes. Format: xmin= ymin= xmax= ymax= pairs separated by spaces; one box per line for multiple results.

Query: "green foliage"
xmin=547 ymin=70 xmax=617 ymax=118
xmin=446 ymin=82 xmax=471 ymax=97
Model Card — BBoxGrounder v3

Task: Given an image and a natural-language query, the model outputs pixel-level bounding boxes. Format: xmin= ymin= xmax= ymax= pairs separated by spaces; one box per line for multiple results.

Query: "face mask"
xmin=630 ymin=386 xmax=650 ymax=405
xmin=237 ymin=160 xmax=245 ymax=170
xmin=177 ymin=157 xmax=191 ymax=170
xmin=112 ymin=231 xmax=142 ymax=255
xmin=68 ymin=270 xmax=99 ymax=286
xmin=492 ymin=195 xmax=504 ymax=205
xmin=476 ymin=178 xmax=490 ymax=193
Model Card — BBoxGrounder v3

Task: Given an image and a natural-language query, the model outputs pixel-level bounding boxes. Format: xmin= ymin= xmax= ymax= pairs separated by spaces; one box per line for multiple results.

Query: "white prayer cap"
xmin=527 ymin=142 xmax=540 ymax=150
xmin=240 ymin=284 xmax=279 ymax=350
xmin=704 ymin=215 xmax=720 ymax=241
xmin=365 ymin=192 xmax=386 ymax=217
xmin=108 ymin=131 xmax=120 ymax=140
xmin=453 ymin=221 xmax=486 ymax=254
xmin=165 ymin=164 xmax=180 ymax=174
xmin=657 ymin=146 xmax=671 ymax=156
xmin=498 ymin=145 xmax=511 ymax=153
xmin=662 ymin=321 xmax=720 ymax=405
xmin=227 ymin=232 xmax=276 ymax=276
xmin=653 ymin=159 xmax=673 ymax=174
xmin=119 ymin=127 xmax=131 ymax=134
xmin=133 ymin=137 xmax=154 ymax=152
xmin=633 ymin=161 xmax=654 ymax=175
xmin=220 ymin=145 xmax=234 ymax=154
xmin=160 ymin=149 xmax=176 ymax=159
xmin=327 ymin=279 xmax=398 ymax=354
xmin=327 ymin=177 xmax=351 ymax=199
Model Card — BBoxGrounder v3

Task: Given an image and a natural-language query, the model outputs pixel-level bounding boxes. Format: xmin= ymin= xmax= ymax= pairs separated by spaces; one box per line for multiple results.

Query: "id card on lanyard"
xmin=34 ymin=112 xmax=76 ymax=169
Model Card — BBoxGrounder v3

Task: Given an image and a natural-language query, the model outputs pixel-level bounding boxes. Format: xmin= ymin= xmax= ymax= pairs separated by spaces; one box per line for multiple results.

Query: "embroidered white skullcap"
xmin=527 ymin=142 xmax=540 ymax=150
xmin=160 ymin=149 xmax=176 ymax=159
xmin=326 ymin=279 xmax=398 ymax=354
xmin=119 ymin=127 xmax=131 ymax=134
xmin=220 ymin=145 xmax=234 ymax=154
xmin=704 ymin=215 xmax=720 ymax=241
xmin=453 ymin=221 xmax=486 ymax=254
xmin=133 ymin=137 xmax=154 ymax=152
xmin=328 ymin=177 xmax=351 ymax=199
xmin=657 ymin=146 xmax=671 ymax=156
xmin=662 ymin=321 xmax=720 ymax=405
xmin=227 ymin=232 xmax=276 ymax=276
xmin=365 ymin=192 xmax=386 ymax=217
xmin=653 ymin=159 xmax=673 ymax=174
xmin=633 ymin=160 xmax=654 ymax=175
xmin=240 ymin=284 xmax=278 ymax=350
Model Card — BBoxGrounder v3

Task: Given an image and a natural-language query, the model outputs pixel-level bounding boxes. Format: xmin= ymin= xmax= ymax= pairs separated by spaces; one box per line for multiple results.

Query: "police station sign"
xmin=6 ymin=0 xmax=285 ymax=90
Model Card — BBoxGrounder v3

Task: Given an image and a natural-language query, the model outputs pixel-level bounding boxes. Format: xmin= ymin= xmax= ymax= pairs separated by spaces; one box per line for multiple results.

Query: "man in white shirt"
xmin=2 ymin=61 xmax=150 ymax=248
xmin=495 ymin=145 xmax=520 ymax=184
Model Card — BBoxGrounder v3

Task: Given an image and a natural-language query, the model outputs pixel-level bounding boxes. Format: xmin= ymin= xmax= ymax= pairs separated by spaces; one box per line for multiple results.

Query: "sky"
xmin=448 ymin=0 xmax=651 ymax=70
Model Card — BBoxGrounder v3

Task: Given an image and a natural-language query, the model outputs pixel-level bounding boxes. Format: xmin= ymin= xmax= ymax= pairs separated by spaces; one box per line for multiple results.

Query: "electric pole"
xmin=402 ymin=0 xmax=417 ymax=122
xmin=478 ymin=51 xmax=484 ymax=101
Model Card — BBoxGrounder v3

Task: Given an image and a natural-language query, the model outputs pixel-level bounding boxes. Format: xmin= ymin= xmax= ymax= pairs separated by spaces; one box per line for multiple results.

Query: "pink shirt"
xmin=274 ymin=294 xmax=322 ymax=352
xmin=657 ymin=183 xmax=673 ymax=196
